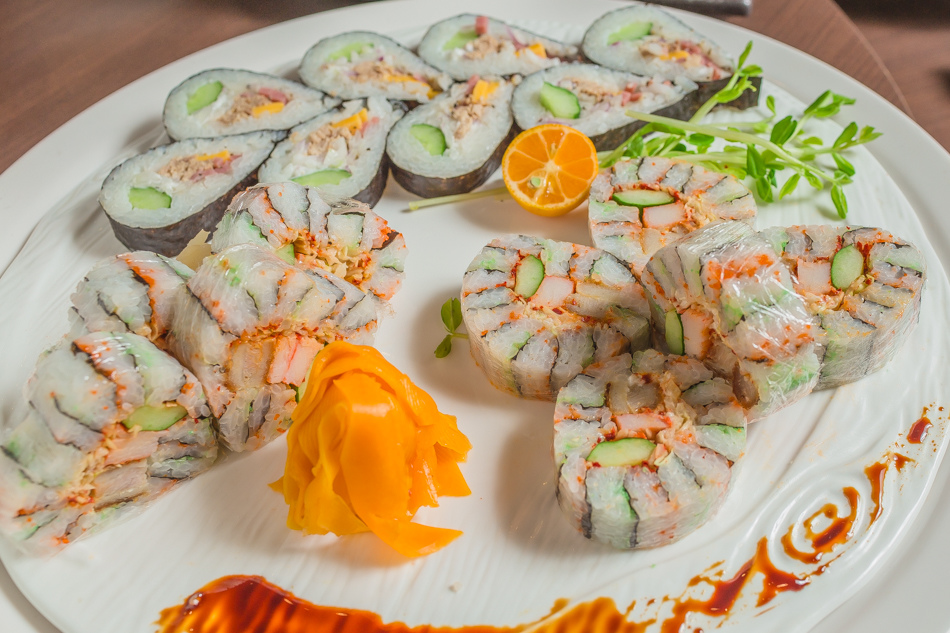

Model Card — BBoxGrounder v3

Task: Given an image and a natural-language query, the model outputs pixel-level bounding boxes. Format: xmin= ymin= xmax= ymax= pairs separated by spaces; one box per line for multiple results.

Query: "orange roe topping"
xmin=270 ymin=342 xmax=471 ymax=557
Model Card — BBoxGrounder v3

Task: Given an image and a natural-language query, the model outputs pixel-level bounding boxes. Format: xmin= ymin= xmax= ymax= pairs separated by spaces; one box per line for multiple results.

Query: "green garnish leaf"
xmin=832 ymin=153 xmax=856 ymax=177
xmin=737 ymin=41 xmax=753 ymax=68
xmin=800 ymin=136 xmax=824 ymax=146
xmin=740 ymin=64 xmax=763 ymax=77
xmin=441 ymin=297 xmax=462 ymax=332
xmin=779 ymin=173 xmax=801 ymax=198
xmin=833 ymin=122 xmax=858 ymax=148
xmin=831 ymin=184 xmax=848 ymax=218
xmin=435 ymin=336 xmax=453 ymax=358
xmin=755 ymin=176 xmax=773 ymax=202
xmin=769 ymin=116 xmax=797 ymax=146
xmin=746 ymin=145 xmax=765 ymax=178
xmin=804 ymin=170 xmax=823 ymax=190
xmin=766 ymin=95 xmax=776 ymax=114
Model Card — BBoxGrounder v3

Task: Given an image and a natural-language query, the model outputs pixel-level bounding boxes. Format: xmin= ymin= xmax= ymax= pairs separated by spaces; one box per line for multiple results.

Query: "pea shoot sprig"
xmin=600 ymin=42 xmax=882 ymax=218
xmin=435 ymin=297 xmax=468 ymax=358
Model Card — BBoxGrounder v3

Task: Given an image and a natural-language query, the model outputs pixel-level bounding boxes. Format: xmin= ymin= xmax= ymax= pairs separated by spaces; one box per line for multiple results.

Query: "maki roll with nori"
xmin=582 ymin=5 xmax=759 ymax=108
xmin=510 ymin=64 xmax=696 ymax=151
xmin=642 ymin=221 xmax=824 ymax=420
xmin=761 ymin=225 xmax=926 ymax=389
xmin=387 ymin=77 xmax=515 ymax=198
xmin=0 ymin=332 xmax=216 ymax=550
xmin=211 ymin=183 xmax=407 ymax=304
xmin=163 ymin=69 xmax=338 ymax=141
xmin=299 ymin=32 xmax=452 ymax=103
xmin=69 ymin=251 xmax=194 ymax=344
xmin=258 ymin=98 xmax=401 ymax=207
xmin=99 ymin=131 xmax=282 ymax=256
xmin=417 ymin=14 xmax=578 ymax=81
xmin=554 ymin=351 xmax=745 ymax=549
xmin=461 ymin=235 xmax=652 ymax=400
xmin=589 ymin=157 xmax=756 ymax=277
xmin=167 ymin=243 xmax=378 ymax=452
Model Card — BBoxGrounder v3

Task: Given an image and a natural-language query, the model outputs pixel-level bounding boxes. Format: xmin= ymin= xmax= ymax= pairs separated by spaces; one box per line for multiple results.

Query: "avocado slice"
xmin=587 ymin=438 xmax=656 ymax=467
xmin=276 ymin=243 xmax=296 ymax=264
xmin=411 ymin=124 xmax=447 ymax=156
xmin=123 ymin=404 xmax=187 ymax=431
xmin=128 ymin=187 xmax=172 ymax=210
xmin=514 ymin=255 xmax=545 ymax=299
xmin=831 ymin=245 xmax=864 ymax=290
xmin=539 ymin=82 xmax=581 ymax=119
xmin=665 ymin=310 xmax=685 ymax=355
xmin=186 ymin=80 xmax=223 ymax=114
xmin=607 ymin=21 xmax=653 ymax=45
xmin=292 ymin=169 xmax=352 ymax=187
xmin=328 ymin=41 xmax=372 ymax=61
xmin=443 ymin=28 xmax=479 ymax=50
xmin=612 ymin=189 xmax=674 ymax=208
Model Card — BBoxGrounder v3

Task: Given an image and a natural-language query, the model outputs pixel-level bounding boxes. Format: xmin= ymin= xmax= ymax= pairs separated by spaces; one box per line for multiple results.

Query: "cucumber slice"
xmin=275 ymin=243 xmax=296 ymax=265
xmin=128 ymin=187 xmax=172 ymax=210
xmin=443 ymin=29 xmax=479 ymax=50
xmin=186 ymin=81 xmax=223 ymax=114
xmin=606 ymin=21 xmax=653 ymax=45
xmin=514 ymin=255 xmax=545 ymax=299
xmin=123 ymin=404 xmax=187 ymax=431
xmin=539 ymin=82 xmax=581 ymax=119
xmin=587 ymin=438 xmax=656 ymax=467
xmin=328 ymin=41 xmax=372 ymax=61
xmin=411 ymin=124 xmax=447 ymax=156
xmin=291 ymin=169 xmax=352 ymax=187
xmin=831 ymin=245 xmax=864 ymax=290
xmin=884 ymin=246 xmax=924 ymax=272
xmin=665 ymin=310 xmax=684 ymax=355
xmin=612 ymin=189 xmax=675 ymax=208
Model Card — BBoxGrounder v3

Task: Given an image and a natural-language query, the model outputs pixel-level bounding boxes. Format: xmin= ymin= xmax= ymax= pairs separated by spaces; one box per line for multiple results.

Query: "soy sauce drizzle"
xmin=780 ymin=488 xmax=858 ymax=565
xmin=908 ymin=417 xmax=932 ymax=444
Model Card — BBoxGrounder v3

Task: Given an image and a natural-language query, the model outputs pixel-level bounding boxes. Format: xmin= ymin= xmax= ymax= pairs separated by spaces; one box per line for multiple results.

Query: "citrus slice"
xmin=501 ymin=124 xmax=599 ymax=217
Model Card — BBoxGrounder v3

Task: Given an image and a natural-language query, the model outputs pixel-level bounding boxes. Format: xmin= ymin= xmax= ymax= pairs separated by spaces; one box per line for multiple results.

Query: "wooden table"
xmin=0 ymin=0 xmax=911 ymax=176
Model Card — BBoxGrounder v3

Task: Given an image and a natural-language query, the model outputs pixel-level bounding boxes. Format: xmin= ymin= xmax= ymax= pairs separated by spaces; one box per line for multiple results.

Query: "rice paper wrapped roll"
xmin=387 ymin=77 xmax=515 ymax=198
xmin=554 ymin=351 xmax=746 ymax=550
xmin=258 ymin=98 xmax=402 ymax=208
xmin=0 ymin=331 xmax=216 ymax=551
xmin=461 ymin=235 xmax=652 ymax=400
xmin=69 ymin=251 xmax=194 ymax=344
xmin=417 ymin=14 xmax=578 ymax=81
xmin=760 ymin=225 xmax=926 ymax=389
xmin=510 ymin=64 xmax=696 ymax=151
xmin=211 ymin=183 xmax=407 ymax=304
xmin=299 ymin=32 xmax=452 ymax=103
xmin=167 ymin=243 xmax=378 ymax=452
xmin=589 ymin=157 xmax=756 ymax=278
xmin=99 ymin=131 xmax=282 ymax=256
xmin=163 ymin=68 xmax=339 ymax=141
xmin=582 ymin=5 xmax=760 ymax=108
xmin=643 ymin=221 xmax=825 ymax=420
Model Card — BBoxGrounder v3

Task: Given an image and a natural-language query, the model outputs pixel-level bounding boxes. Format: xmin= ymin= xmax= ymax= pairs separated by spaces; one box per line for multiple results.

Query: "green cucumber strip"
xmin=328 ymin=41 xmax=372 ymax=61
xmin=128 ymin=187 xmax=172 ymax=210
xmin=123 ymin=404 xmax=187 ymax=431
xmin=606 ymin=21 xmax=653 ymax=45
xmin=831 ymin=245 xmax=864 ymax=290
xmin=443 ymin=29 xmax=479 ymax=50
xmin=587 ymin=438 xmax=656 ymax=467
xmin=514 ymin=255 xmax=545 ymax=299
xmin=884 ymin=247 xmax=924 ymax=272
xmin=665 ymin=310 xmax=685 ymax=355
xmin=539 ymin=82 xmax=581 ymax=119
xmin=186 ymin=81 xmax=223 ymax=114
xmin=611 ymin=189 xmax=675 ymax=208
xmin=411 ymin=124 xmax=447 ymax=156
xmin=276 ymin=243 xmax=296 ymax=264
xmin=292 ymin=169 xmax=352 ymax=187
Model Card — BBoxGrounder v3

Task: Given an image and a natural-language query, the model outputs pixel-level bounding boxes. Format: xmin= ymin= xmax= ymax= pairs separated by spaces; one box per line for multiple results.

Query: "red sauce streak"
xmin=865 ymin=461 xmax=887 ymax=527
xmin=908 ymin=417 xmax=932 ymax=444
xmin=780 ymin=487 xmax=859 ymax=565
xmin=156 ymin=576 xmax=650 ymax=633
xmin=891 ymin=453 xmax=914 ymax=472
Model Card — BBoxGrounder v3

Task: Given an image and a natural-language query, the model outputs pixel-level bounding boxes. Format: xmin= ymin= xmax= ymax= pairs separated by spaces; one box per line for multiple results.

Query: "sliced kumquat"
xmin=501 ymin=124 xmax=599 ymax=217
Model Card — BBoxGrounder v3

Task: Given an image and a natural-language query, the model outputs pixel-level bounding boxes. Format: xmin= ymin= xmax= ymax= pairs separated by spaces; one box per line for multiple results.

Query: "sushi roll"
xmin=510 ymin=64 xmax=696 ymax=151
xmin=0 ymin=331 xmax=216 ymax=550
xmin=69 ymin=251 xmax=194 ymax=344
xmin=643 ymin=221 xmax=824 ymax=420
xmin=211 ymin=182 xmax=407 ymax=304
xmin=761 ymin=225 xmax=926 ymax=389
xmin=461 ymin=235 xmax=652 ymax=400
xmin=100 ymin=131 xmax=282 ymax=256
xmin=589 ymin=157 xmax=756 ymax=278
xmin=417 ymin=14 xmax=578 ymax=81
xmin=554 ymin=351 xmax=746 ymax=550
xmin=582 ymin=5 xmax=759 ymax=108
xmin=387 ymin=77 xmax=515 ymax=198
xmin=167 ymin=243 xmax=378 ymax=452
xmin=163 ymin=69 xmax=339 ymax=141
xmin=258 ymin=98 xmax=402 ymax=207
xmin=299 ymin=32 xmax=452 ymax=103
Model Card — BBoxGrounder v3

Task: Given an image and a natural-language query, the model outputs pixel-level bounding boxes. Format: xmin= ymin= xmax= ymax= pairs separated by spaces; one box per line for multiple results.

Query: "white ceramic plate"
xmin=2 ymin=1 xmax=950 ymax=631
